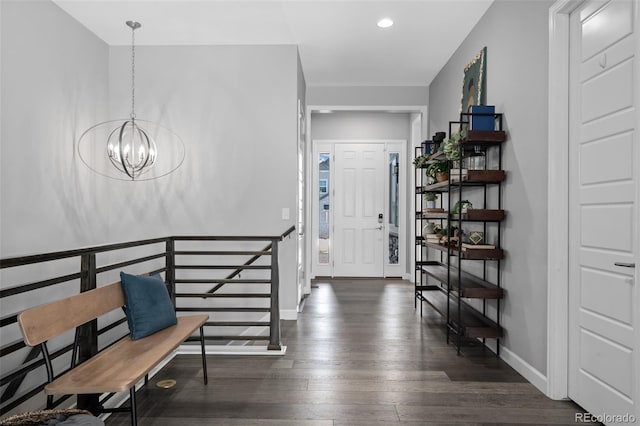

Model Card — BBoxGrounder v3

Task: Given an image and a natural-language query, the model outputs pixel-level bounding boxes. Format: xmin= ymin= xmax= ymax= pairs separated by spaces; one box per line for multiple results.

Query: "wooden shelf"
xmin=422 ymin=242 xmax=504 ymax=260
xmin=418 ymin=180 xmax=449 ymax=193
xmin=456 ymin=246 xmax=504 ymax=260
xmin=413 ymin=124 xmax=505 ymax=350
xmin=450 ymin=170 xmax=506 ymax=184
xmin=451 ymin=209 xmax=505 ymax=221
xmin=462 ymin=130 xmax=507 ymax=145
xmin=419 ymin=171 xmax=505 ymax=193
xmin=417 ymin=209 xmax=505 ymax=222
xmin=416 ymin=211 xmax=447 ymax=220
xmin=416 ymin=287 xmax=503 ymax=339
xmin=420 ymin=261 xmax=504 ymax=299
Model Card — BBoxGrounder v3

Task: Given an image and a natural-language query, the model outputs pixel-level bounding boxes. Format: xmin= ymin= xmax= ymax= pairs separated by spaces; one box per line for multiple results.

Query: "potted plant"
xmin=425 ymin=160 xmax=449 ymax=182
xmin=423 ymin=192 xmax=437 ymax=209
xmin=443 ymin=129 xmax=468 ymax=163
xmin=452 ymin=200 xmax=473 ymax=214
xmin=437 ymin=224 xmax=459 ymax=245
xmin=413 ymin=154 xmax=429 ymax=168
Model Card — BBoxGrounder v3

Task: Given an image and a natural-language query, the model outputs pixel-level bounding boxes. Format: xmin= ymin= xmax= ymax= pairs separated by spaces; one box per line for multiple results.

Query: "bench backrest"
xmin=18 ymin=282 xmax=125 ymax=346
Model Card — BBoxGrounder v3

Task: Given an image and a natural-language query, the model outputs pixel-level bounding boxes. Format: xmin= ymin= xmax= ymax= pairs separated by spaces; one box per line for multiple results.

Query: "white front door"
xmin=569 ymin=1 xmax=638 ymax=423
xmin=312 ymin=141 xmax=406 ymax=278
xmin=333 ymin=143 xmax=385 ymax=276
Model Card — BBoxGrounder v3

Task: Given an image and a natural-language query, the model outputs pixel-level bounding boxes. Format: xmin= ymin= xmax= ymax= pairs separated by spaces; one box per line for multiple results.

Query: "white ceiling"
xmin=53 ymin=0 xmax=494 ymax=87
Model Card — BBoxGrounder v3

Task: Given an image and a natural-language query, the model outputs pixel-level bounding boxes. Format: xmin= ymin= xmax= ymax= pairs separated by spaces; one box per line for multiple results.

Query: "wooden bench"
xmin=17 ymin=282 xmax=209 ymax=426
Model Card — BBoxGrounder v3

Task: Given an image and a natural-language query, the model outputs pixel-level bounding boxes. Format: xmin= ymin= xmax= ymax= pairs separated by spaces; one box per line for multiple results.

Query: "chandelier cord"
xmin=130 ymin=25 xmax=136 ymax=120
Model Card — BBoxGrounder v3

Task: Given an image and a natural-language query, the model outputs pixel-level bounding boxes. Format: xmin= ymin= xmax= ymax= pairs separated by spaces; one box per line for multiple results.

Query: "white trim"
xmin=311 ymin=142 xmax=333 ymax=277
xmin=384 ymin=141 xmax=406 ymax=278
xmin=304 ymin=104 xmax=426 ymax=283
xmin=280 ymin=309 xmax=298 ymax=320
xmin=177 ymin=345 xmax=287 ymax=356
xmin=409 ymin=112 xmax=423 ymax=284
xmin=309 ymin=105 xmax=428 ymax=115
xmin=311 ymin=139 xmax=407 ymax=278
xmin=634 ymin=4 xmax=640 ymax=422
xmin=304 ymin=110 xmax=314 ymax=295
xmin=500 ymin=345 xmax=548 ymax=395
xmin=547 ymin=0 xmax=583 ymax=401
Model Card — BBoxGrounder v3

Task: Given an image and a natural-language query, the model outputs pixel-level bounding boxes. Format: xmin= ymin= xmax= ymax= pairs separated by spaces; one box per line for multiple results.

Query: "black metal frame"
xmin=0 ymin=226 xmax=294 ymax=418
xmin=414 ymin=113 xmax=505 ymax=355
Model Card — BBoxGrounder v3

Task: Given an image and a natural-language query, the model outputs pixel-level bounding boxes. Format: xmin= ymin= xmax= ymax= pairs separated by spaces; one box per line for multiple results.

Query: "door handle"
xmin=614 ymin=262 xmax=635 ymax=268
xmin=376 ymin=226 xmax=383 ymax=230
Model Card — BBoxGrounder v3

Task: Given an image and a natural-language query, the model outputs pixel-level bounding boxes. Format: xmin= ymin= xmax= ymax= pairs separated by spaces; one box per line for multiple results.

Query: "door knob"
xmin=376 ymin=226 xmax=383 ymax=230
xmin=614 ymin=262 xmax=635 ymax=268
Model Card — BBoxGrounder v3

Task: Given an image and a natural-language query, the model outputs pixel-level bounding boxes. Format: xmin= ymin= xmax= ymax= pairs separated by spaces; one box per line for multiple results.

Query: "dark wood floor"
xmin=106 ymin=279 xmax=588 ymax=425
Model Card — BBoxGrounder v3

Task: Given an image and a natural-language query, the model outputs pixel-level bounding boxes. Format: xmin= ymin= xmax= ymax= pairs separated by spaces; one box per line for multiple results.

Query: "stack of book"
xmin=424 ymin=233 xmax=441 ymax=244
xmin=449 ymin=169 xmax=469 ymax=182
xmin=461 ymin=243 xmax=495 ymax=251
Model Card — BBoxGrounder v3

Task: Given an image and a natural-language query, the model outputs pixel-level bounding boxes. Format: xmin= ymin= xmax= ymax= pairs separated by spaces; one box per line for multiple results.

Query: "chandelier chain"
xmin=131 ymin=25 xmax=136 ymax=119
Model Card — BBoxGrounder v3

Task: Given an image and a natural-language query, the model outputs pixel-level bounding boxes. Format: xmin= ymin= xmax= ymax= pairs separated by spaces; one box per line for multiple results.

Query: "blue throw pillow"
xmin=120 ymin=272 xmax=177 ymax=340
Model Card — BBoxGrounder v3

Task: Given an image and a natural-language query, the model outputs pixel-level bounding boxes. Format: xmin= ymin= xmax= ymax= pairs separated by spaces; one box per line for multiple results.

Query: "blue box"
xmin=422 ymin=140 xmax=432 ymax=154
xmin=470 ymin=105 xmax=495 ymax=131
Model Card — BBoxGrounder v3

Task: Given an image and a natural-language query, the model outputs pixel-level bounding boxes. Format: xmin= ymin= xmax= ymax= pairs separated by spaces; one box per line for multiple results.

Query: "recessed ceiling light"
xmin=317 ymin=110 xmax=333 ymax=114
xmin=377 ymin=18 xmax=394 ymax=28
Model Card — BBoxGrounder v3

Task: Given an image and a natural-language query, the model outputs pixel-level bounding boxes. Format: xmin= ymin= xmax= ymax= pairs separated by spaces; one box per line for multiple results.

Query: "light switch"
xmin=282 ymin=208 xmax=290 ymax=220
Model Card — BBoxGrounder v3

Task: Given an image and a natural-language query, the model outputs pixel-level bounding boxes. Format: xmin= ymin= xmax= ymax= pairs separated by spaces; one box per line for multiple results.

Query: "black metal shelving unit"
xmin=414 ymin=112 xmax=506 ymax=355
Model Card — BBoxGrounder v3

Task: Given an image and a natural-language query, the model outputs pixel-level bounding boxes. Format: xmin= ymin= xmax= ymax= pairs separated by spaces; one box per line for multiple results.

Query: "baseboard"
xmin=177 ymin=344 xmax=287 ymax=356
xmin=499 ymin=345 xmax=548 ymax=394
xmin=280 ymin=309 xmax=297 ymax=320
xmin=402 ymin=273 xmax=413 ymax=281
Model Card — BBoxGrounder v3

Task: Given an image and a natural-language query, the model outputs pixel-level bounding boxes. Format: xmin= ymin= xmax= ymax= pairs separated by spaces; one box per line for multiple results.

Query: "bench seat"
xmin=18 ymin=281 xmax=209 ymax=426
xmin=46 ymin=315 xmax=208 ymax=395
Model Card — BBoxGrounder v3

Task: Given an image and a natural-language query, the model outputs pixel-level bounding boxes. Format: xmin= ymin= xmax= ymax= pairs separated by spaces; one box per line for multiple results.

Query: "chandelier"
xmin=78 ymin=21 xmax=184 ymax=181
xmin=107 ymin=21 xmax=157 ymax=179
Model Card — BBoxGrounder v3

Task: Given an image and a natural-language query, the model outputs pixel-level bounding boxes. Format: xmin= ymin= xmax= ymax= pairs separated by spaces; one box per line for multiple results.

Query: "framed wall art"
xmin=460 ymin=46 xmax=487 ymax=113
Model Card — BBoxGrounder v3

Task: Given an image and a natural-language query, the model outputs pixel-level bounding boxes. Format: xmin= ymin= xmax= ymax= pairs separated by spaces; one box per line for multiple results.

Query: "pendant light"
xmin=106 ymin=21 xmax=157 ymax=180
xmin=78 ymin=21 xmax=185 ymax=181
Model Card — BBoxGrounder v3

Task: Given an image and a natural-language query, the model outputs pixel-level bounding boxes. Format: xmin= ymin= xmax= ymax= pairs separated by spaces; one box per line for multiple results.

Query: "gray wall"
xmin=308 ymin=86 xmax=428 ymax=107
xmin=428 ymin=0 xmax=552 ymax=374
xmin=0 ymin=0 xmax=110 ymax=412
xmin=1 ymin=1 xmax=301 ymax=322
xmin=0 ymin=0 xmax=109 ymax=257
xmin=107 ymin=43 xmax=299 ymax=316
xmin=311 ymin=111 xmax=411 ymax=140
xmin=107 ymin=44 xmax=298 ymax=239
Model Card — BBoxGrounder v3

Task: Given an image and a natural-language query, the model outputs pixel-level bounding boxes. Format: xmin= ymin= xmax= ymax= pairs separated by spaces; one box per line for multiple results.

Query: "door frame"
xmin=547 ymin=0 xmax=640 ymax=402
xmin=310 ymin=139 xmax=407 ymax=278
xmin=304 ymin=105 xmax=426 ymax=294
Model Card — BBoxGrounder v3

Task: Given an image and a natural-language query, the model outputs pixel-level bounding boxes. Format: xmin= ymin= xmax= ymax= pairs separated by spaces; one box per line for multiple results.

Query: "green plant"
xmin=423 ymin=192 xmax=437 ymax=202
xmin=413 ymin=155 xmax=429 ymax=168
xmin=425 ymin=160 xmax=449 ymax=180
xmin=452 ymin=200 xmax=473 ymax=214
xmin=443 ymin=129 xmax=468 ymax=161
xmin=437 ymin=224 xmax=458 ymax=237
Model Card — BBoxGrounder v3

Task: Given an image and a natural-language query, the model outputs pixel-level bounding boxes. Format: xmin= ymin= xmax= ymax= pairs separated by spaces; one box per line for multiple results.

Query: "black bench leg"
xmin=199 ymin=325 xmax=208 ymax=385
xmin=129 ymin=387 xmax=137 ymax=426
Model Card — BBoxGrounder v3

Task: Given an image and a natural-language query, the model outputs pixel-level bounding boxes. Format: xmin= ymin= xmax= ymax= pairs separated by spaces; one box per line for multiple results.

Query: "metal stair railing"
xmin=0 ymin=227 xmax=294 ymax=415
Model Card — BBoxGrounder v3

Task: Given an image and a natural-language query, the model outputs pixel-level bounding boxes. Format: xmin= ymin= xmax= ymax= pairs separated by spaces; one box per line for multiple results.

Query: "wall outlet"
xmin=282 ymin=208 xmax=290 ymax=220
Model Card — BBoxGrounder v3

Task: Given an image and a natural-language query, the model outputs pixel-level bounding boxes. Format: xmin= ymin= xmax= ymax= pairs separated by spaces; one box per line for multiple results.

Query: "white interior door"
xmin=569 ymin=1 xmax=638 ymax=423
xmin=333 ymin=143 xmax=385 ymax=276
